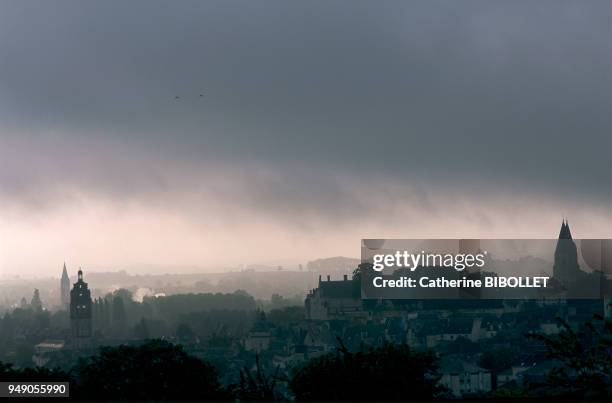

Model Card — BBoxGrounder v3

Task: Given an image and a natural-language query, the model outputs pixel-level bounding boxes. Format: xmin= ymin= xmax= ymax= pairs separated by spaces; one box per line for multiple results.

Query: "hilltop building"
xmin=551 ymin=220 xmax=612 ymax=298
xmin=305 ymin=275 xmax=361 ymax=320
xmin=553 ymin=219 xmax=581 ymax=286
xmin=70 ymin=269 xmax=93 ymax=349
xmin=306 ymin=220 xmax=612 ymax=319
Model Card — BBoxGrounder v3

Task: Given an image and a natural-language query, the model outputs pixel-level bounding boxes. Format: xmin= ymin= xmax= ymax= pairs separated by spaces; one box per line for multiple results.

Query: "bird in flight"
xmin=173 ymin=94 xmax=204 ymax=100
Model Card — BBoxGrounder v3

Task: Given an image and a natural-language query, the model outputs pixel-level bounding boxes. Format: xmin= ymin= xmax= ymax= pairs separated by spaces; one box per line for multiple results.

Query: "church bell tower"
xmin=70 ymin=269 xmax=93 ymax=349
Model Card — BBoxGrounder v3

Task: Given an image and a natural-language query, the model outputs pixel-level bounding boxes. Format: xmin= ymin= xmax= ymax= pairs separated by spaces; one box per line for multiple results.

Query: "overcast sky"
xmin=1 ymin=0 xmax=611 ymax=277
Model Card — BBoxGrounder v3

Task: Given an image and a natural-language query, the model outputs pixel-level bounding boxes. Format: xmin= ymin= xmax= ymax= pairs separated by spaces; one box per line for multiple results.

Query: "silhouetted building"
xmin=61 ymin=262 xmax=70 ymax=308
xmin=70 ymin=269 xmax=93 ymax=349
xmin=551 ymin=220 xmax=612 ymax=298
xmin=553 ymin=219 xmax=580 ymax=286
xmin=305 ymin=275 xmax=361 ymax=320
xmin=245 ymin=311 xmax=273 ymax=352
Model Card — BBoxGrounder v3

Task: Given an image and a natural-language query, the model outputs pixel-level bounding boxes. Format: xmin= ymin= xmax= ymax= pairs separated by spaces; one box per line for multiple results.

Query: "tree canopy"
xmin=527 ymin=314 xmax=612 ymax=399
xmin=73 ymin=340 xmax=230 ymax=401
xmin=290 ymin=340 xmax=443 ymax=401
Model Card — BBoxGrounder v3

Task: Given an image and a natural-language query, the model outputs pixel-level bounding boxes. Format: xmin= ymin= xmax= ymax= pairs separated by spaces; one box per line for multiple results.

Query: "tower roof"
xmin=558 ymin=219 xmax=573 ymax=240
xmin=72 ymin=268 xmax=89 ymax=289
xmin=61 ymin=262 xmax=69 ymax=279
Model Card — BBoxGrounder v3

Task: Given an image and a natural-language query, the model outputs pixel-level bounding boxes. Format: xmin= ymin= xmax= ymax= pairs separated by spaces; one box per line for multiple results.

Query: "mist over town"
xmin=1 ymin=1 xmax=611 ymax=401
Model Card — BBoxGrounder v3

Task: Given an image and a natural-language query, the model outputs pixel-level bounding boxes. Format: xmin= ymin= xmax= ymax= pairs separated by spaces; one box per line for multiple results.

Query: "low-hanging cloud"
xmin=0 ymin=0 xmax=611 ymax=275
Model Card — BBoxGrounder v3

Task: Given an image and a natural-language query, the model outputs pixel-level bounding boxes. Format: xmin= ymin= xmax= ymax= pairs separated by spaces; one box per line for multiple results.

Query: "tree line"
xmin=2 ymin=314 xmax=612 ymax=401
xmin=0 ymin=339 xmax=445 ymax=401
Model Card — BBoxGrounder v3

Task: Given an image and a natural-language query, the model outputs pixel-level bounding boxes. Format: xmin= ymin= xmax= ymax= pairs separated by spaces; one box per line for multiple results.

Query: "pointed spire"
xmin=61 ymin=262 xmax=69 ymax=279
xmin=558 ymin=218 xmax=573 ymax=240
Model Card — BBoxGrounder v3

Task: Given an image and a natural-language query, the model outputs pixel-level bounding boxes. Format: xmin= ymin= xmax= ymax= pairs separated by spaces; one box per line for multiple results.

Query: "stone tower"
xmin=70 ymin=269 xmax=93 ymax=349
xmin=60 ymin=263 xmax=70 ymax=308
xmin=553 ymin=219 xmax=580 ymax=287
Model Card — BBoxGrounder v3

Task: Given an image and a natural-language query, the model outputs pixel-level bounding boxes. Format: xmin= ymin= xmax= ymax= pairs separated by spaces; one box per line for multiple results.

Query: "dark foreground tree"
xmin=0 ymin=361 xmax=68 ymax=381
xmin=74 ymin=340 xmax=230 ymax=401
xmin=233 ymin=354 xmax=283 ymax=402
xmin=527 ymin=314 xmax=612 ymax=399
xmin=478 ymin=347 xmax=517 ymax=390
xmin=290 ymin=340 xmax=443 ymax=401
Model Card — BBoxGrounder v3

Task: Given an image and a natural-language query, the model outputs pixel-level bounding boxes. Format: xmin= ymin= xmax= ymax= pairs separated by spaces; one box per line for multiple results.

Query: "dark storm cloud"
xmin=1 ymin=0 xmax=611 ymax=215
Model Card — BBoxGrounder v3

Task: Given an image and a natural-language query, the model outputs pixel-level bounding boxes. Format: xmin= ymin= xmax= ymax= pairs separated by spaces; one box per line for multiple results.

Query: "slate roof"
xmin=319 ymin=280 xmax=359 ymax=299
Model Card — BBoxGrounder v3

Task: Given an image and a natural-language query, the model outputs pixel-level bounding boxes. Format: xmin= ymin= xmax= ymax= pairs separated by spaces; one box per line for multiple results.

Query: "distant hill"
xmin=306 ymin=256 xmax=360 ymax=274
